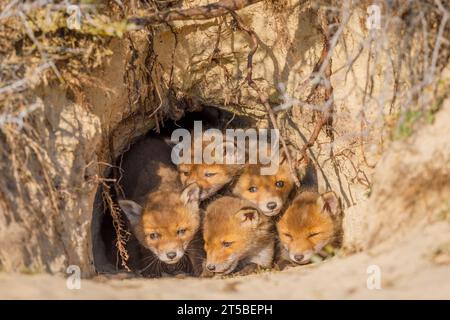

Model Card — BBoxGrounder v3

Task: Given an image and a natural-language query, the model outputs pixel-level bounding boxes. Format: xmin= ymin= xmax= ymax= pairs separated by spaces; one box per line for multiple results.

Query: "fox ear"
xmin=236 ymin=207 xmax=260 ymax=228
xmin=118 ymin=200 xmax=143 ymax=227
xmin=317 ymin=192 xmax=341 ymax=216
xmin=180 ymin=183 xmax=200 ymax=213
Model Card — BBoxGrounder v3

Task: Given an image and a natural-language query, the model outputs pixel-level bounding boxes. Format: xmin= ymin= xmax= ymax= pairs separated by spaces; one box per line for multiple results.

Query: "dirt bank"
xmin=2 ymin=100 xmax=449 ymax=300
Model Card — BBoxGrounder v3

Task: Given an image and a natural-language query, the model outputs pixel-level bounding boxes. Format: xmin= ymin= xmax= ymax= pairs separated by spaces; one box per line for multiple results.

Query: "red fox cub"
xmin=232 ymin=159 xmax=295 ymax=216
xmin=177 ymin=135 xmax=242 ymax=200
xmin=118 ymin=137 xmax=203 ymax=277
xmin=178 ymin=162 xmax=240 ymax=200
xmin=119 ymin=183 xmax=201 ymax=272
xmin=203 ymin=196 xmax=275 ymax=275
xmin=276 ymin=191 xmax=342 ymax=266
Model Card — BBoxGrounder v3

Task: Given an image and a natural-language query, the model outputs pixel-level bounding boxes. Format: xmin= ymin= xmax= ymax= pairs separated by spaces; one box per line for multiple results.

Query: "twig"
xmin=228 ymin=10 xmax=301 ymax=187
xmin=0 ymin=63 xmax=50 ymax=95
xmin=101 ymin=180 xmax=131 ymax=272
xmin=128 ymin=0 xmax=262 ymax=26
xmin=298 ymin=8 xmax=336 ymax=162
xmin=18 ymin=11 xmax=64 ymax=83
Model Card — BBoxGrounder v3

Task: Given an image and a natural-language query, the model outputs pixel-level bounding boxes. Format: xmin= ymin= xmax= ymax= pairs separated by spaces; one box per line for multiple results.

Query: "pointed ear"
xmin=118 ymin=200 xmax=143 ymax=227
xmin=180 ymin=183 xmax=200 ymax=213
xmin=317 ymin=192 xmax=341 ymax=216
xmin=235 ymin=207 xmax=260 ymax=228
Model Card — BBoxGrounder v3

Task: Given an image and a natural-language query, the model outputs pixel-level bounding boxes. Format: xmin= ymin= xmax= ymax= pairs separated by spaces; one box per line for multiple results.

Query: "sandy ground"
xmin=1 ymin=220 xmax=449 ymax=300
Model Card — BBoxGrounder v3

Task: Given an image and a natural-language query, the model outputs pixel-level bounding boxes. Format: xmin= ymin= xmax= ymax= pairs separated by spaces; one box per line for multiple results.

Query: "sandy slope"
xmin=1 ymin=220 xmax=449 ymax=300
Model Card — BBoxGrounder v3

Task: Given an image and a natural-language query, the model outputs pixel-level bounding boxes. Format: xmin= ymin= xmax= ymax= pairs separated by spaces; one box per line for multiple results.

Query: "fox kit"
xmin=118 ymin=137 xmax=204 ymax=277
xmin=176 ymin=133 xmax=243 ymax=200
xmin=276 ymin=191 xmax=342 ymax=266
xmin=232 ymin=159 xmax=296 ymax=216
xmin=203 ymin=196 xmax=275 ymax=275
xmin=178 ymin=163 xmax=241 ymax=200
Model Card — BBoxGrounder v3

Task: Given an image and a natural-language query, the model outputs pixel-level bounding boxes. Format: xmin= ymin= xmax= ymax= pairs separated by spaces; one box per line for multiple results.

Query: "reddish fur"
xmin=177 ymin=134 xmax=242 ymax=199
xmin=203 ymin=196 xmax=274 ymax=275
xmin=232 ymin=161 xmax=295 ymax=216
xmin=119 ymin=137 xmax=203 ymax=277
xmin=276 ymin=191 xmax=340 ymax=265
xmin=179 ymin=163 xmax=240 ymax=199
xmin=135 ymin=191 xmax=201 ymax=259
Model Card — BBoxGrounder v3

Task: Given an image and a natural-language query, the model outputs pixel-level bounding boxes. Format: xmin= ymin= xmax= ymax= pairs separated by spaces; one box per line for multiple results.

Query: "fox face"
xmin=232 ymin=161 xmax=295 ymax=216
xmin=173 ymin=131 xmax=243 ymax=200
xmin=277 ymin=191 xmax=340 ymax=264
xmin=178 ymin=163 xmax=239 ymax=200
xmin=119 ymin=183 xmax=201 ymax=264
xmin=203 ymin=197 xmax=262 ymax=274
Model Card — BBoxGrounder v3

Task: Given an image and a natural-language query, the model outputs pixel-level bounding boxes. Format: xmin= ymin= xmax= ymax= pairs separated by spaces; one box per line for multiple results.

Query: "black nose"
xmin=166 ymin=251 xmax=177 ymax=259
xmin=294 ymin=254 xmax=304 ymax=262
xmin=207 ymin=264 xmax=216 ymax=271
xmin=267 ymin=202 xmax=277 ymax=210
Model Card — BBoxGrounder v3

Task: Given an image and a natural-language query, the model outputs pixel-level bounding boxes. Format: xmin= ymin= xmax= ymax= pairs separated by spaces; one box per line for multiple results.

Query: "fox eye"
xmin=308 ymin=232 xmax=322 ymax=238
xmin=205 ymin=172 xmax=217 ymax=177
xmin=248 ymin=186 xmax=257 ymax=193
xmin=148 ymin=232 xmax=160 ymax=240
xmin=182 ymin=171 xmax=190 ymax=177
xmin=275 ymin=180 xmax=284 ymax=188
xmin=283 ymin=233 xmax=292 ymax=239
xmin=222 ymin=241 xmax=234 ymax=248
xmin=177 ymin=228 xmax=187 ymax=236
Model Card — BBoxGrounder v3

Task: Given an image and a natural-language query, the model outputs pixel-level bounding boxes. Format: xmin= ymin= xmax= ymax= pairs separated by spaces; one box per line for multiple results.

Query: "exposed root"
xmin=128 ymin=0 xmax=262 ymax=26
xmin=297 ymin=7 xmax=336 ymax=163
xmin=227 ymin=10 xmax=302 ymax=188
xmin=101 ymin=180 xmax=131 ymax=272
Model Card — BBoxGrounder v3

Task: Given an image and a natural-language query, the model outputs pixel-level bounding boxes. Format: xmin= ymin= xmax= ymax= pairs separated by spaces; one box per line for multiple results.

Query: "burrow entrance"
xmin=91 ymin=106 xmax=256 ymax=276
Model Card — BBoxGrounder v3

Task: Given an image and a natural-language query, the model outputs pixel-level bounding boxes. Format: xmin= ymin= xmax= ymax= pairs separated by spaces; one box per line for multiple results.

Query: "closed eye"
xmin=204 ymin=172 xmax=217 ymax=177
xmin=177 ymin=228 xmax=187 ymax=236
xmin=283 ymin=233 xmax=292 ymax=239
xmin=308 ymin=232 xmax=322 ymax=238
xmin=222 ymin=241 xmax=234 ymax=248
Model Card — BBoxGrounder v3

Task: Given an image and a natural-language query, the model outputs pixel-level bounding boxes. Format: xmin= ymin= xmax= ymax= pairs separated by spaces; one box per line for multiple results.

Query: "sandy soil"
xmin=1 ymin=220 xmax=449 ymax=300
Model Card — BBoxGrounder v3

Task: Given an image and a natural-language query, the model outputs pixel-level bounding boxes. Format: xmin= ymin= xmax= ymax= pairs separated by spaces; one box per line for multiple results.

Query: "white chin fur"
xmin=158 ymin=252 xmax=184 ymax=264
xmin=261 ymin=209 xmax=281 ymax=216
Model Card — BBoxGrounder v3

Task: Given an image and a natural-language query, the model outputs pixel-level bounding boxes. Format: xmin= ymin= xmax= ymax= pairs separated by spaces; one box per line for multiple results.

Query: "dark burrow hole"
xmin=91 ymin=106 xmax=256 ymax=277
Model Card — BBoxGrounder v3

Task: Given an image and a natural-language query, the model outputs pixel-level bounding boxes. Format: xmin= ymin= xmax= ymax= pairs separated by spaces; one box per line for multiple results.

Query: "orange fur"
xmin=179 ymin=163 xmax=240 ymax=200
xmin=118 ymin=137 xmax=203 ymax=276
xmin=203 ymin=196 xmax=275 ymax=275
xmin=276 ymin=191 xmax=341 ymax=265
xmin=232 ymin=161 xmax=295 ymax=216
xmin=177 ymin=134 xmax=242 ymax=200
